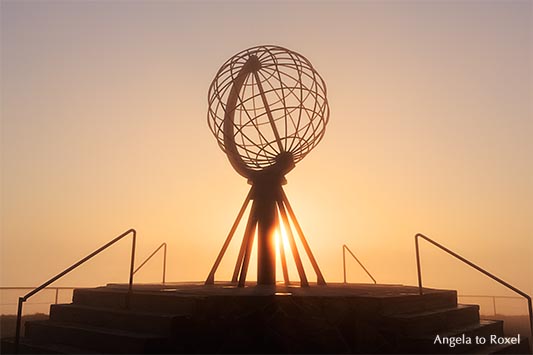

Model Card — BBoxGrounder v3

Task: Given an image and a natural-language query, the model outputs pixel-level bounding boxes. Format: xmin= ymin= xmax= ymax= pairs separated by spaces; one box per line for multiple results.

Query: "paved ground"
xmin=103 ymin=282 xmax=455 ymax=298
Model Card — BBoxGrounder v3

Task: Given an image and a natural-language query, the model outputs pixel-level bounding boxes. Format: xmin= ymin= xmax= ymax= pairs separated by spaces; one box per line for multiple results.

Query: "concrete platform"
xmin=2 ymin=282 xmax=530 ymax=354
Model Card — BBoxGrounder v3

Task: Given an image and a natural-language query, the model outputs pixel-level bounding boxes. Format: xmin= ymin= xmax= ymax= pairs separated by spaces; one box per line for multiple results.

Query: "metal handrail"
xmin=132 ymin=242 xmax=167 ymax=283
xmin=14 ymin=228 xmax=137 ymax=353
xmin=1 ymin=287 xmax=78 ymax=289
xmin=415 ymin=233 xmax=532 ymax=351
xmin=342 ymin=244 xmax=377 ymax=284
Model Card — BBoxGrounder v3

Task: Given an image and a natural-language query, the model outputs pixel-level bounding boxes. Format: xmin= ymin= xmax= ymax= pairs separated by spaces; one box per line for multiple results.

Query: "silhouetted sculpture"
xmin=205 ymin=45 xmax=329 ymax=287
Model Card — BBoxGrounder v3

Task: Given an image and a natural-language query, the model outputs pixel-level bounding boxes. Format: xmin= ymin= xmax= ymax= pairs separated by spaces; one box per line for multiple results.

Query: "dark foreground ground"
xmin=496 ymin=314 xmax=531 ymax=338
xmin=1 ymin=314 xmax=48 ymax=338
xmin=1 ymin=283 xmax=530 ymax=354
xmin=1 ymin=313 xmax=530 ymax=344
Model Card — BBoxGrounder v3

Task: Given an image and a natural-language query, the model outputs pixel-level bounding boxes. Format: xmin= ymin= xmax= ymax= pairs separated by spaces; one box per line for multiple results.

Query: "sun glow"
xmin=274 ymin=211 xmax=296 ymax=283
xmin=2 ymin=1 xmax=531 ymax=300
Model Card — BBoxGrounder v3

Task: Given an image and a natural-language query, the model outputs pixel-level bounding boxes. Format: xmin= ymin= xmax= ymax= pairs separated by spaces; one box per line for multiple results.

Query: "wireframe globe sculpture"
xmin=207 ymin=45 xmax=329 ymax=179
xmin=206 ymin=45 xmax=329 ymax=287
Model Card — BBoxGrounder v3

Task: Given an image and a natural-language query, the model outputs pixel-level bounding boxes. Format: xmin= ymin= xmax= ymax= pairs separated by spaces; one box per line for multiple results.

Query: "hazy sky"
xmin=1 ymin=0 xmax=531 ymax=305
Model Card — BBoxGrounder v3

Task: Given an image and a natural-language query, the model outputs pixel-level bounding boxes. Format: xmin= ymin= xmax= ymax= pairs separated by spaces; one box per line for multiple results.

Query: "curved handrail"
xmin=415 ymin=233 xmax=532 ymax=351
xmin=133 ymin=242 xmax=167 ymax=283
xmin=14 ymin=228 xmax=137 ymax=353
xmin=342 ymin=244 xmax=377 ymax=284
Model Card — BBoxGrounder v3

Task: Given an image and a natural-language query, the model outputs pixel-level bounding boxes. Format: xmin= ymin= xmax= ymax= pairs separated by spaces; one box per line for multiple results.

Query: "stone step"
xmin=49 ymin=304 xmax=190 ymax=336
xmin=0 ymin=337 xmax=98 ymax=354
xmin=72 ymin=285 xmax=458 ymax=318
xmin=72 ymin=288 xmax=200 ymax=314
xmin=9 ymin=284 xmax=509 ymax=354
xmin=471 ymin=336 xmax=531 ymax=354
xmin=398 ymin=319 xmax=504 ymax=354
xmin=24 ymin=320 xmax=167 ymax=354
xmin=385 ymin=304 xmax=480 ymax=335
xmin=378 ymin=290 xmax=458 ymax=316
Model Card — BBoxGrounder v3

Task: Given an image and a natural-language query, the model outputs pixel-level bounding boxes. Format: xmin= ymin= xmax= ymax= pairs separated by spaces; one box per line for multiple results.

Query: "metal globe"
xmin=208 ymin=45 xmax=329 ymax=178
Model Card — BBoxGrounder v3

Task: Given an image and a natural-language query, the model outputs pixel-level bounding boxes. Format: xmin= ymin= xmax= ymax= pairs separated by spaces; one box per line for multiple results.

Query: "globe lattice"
xmin=207 ymin=45 xmax=329 ymax=174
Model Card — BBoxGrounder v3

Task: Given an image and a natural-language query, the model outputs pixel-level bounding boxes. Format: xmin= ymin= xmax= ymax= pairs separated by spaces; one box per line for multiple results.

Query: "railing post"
xmin=55 ymin=288 xmax=59 ymax=304
xmin=127 ymin=230 xmax=136 ymax=309
xmin=162 ymin=243 xmax=167 ymax=284
xmin=342 ymin=244 xmax=377 ymax=284
xmin=415 ymin=233 xmax=533 ymax=353
xmin=12 ymin=228 xmax=136 ymax=353
xmin=492 ymin=296 xmax=496 ymax=316
xmin=15 ymin=297 xmax=24 ymax=354
xmin=415 ymin=234 xmax=423 ymax=295
xmin=342 ymin=245 xmax=346 ymax=284
xmin=515 ymin=297 xmax=533 ymax=352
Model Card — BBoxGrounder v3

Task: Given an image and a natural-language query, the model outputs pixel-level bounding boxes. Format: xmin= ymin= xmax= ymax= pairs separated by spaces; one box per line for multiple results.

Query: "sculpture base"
xmin=5 ymin=283 xmax=529 ymax=354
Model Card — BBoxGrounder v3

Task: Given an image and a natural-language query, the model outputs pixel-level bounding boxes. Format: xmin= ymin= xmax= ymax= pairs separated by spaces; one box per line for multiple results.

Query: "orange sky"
xmin=1 ymin=1 xmax=531 ymax=307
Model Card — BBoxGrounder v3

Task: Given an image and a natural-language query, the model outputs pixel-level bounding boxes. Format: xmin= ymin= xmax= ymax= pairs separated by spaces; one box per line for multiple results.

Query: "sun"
xmin=274 ymin=215 xmax=294 ymax=284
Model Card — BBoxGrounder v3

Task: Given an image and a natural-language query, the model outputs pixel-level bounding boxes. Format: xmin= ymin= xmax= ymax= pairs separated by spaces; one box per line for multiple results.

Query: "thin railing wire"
xmin=1 ymin=287 xmax=76 ymax=309
xmin=132 ymin=242 xmax=167 ymax=283
xmin=415 ymin=233 xmax=532 ymax=352
xmin=342 ymin=244 xmax=377 ymax=284
xmin=458 ymin=295 xmax=523 ymax=316
xmin=14 ymin=228 xmax=137 ymax=354
xmin=1 ymin=288 xmax=520 ymax=317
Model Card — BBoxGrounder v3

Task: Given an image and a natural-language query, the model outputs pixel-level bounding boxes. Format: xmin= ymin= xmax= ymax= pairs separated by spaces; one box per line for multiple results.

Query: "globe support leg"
xmin=276 ymin=204 xmax=290 ymax=285
xmin=277 ymin=198 xmax=309 ymax=287
xmin=232 ymin=189 xmax=256 ymax=283
xmin=232 ymin=227 xmax=249 ymax=283
xmin=205 ymin=188 xmax=253 ymax=285
xmin=281 ymin=188 xmax=327 ymax=286
xmin=206 ymin=183 xmax=326 ymax=287
xmin=236 ymin=200 xmax=258 ymax=287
